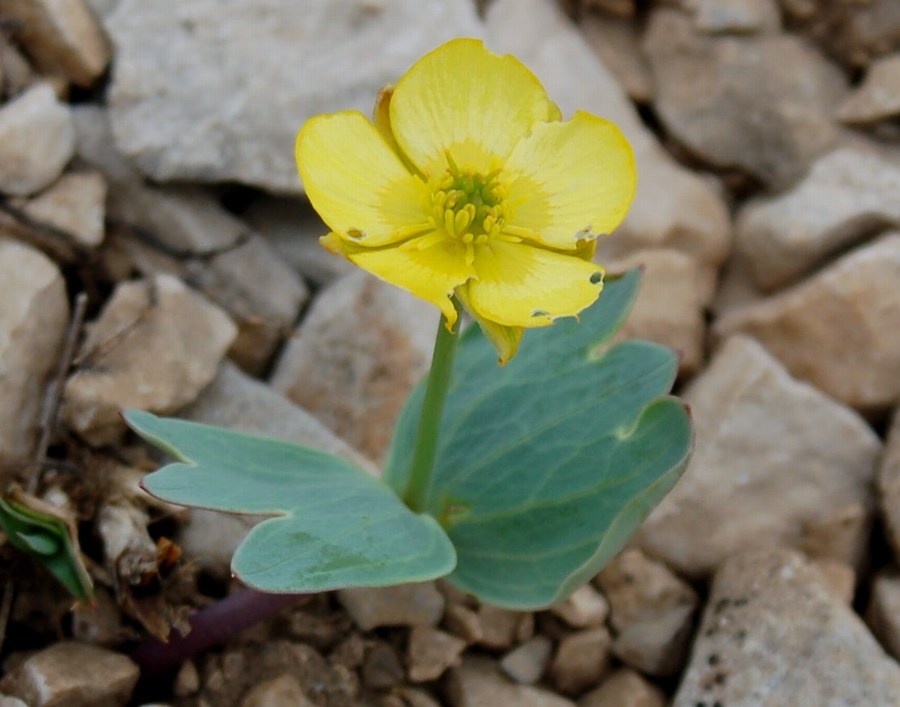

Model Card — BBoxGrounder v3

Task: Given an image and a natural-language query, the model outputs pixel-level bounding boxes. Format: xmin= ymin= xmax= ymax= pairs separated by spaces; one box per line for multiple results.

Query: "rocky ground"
xmin=0 ymin=0 xmax=899 ymax=704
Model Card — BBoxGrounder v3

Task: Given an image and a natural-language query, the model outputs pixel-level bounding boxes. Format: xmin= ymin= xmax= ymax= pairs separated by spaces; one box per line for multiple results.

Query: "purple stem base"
xmin=132 ymin=588 xmax=309 ymax=677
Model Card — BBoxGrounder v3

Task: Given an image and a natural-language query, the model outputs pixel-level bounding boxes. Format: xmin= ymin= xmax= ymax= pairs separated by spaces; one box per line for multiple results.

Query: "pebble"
xmin=240 ymin=674 xmax=316 ymax=707
xmin=0 ymin=82 xmax=74 ymax=195
xmin=0 ymin=238 xmax=68 ymax=461
xmin=549 ymin=627 xmax=613 ymax=695
xmin=673 ymin=547 xmax=900 ymax=706
xmin=500 ymin=636 xmax=553 ymax=685
xmin=550 ymin=584 xmax=609 ymax=629
xmin=241 ymin=196 xmax=354 ymax=287
xmin=472 ymin=605 xmax=534 ymax=650
xmin=878 ymin=409 xmax=900 ymax=561
xmin=689 ymin=0 xmax=782 ymax=35
xmin=735 ymin=145 xmax=900 ymax=291
xmin=867 ymin=571 xmax=900 ymax=662
xmin=839 ymin=52 xmax=900 ymax=124
xmin=270 ymin=270 xmax=437 ymax=462
xmin=577 ymin=668 xmax=666 ymax=707
xmin=105 ymin=0 xmax=483 ymax=192
xmin=337 ymin=583 xmax=444 ymax=632
xmin=406 ymin=626 xmax=467 ymax=682
xmin=362 ymin=641 xmax=404 ymax=690
xmin=595 ymin=549 xmax=698 ymax=676
xmin=638 ymin=335 xmax=882 ymax=576
xmin=795 ymin=0 xmax=900 ymax=68
xmin=609 ymin=248 xmax=708 ymax=376
xmin=106 ymin=184 xmax=309 ymax=375
xmin=62 ymin=273 xmax=237 ymax=445
xmin=0 ymin=0 xmax=110 ymax=87
xmin=644 ymin=7 xmax=847 ymax=188
xmin=17 ymin=170 xmax=106 ymax=248
xmin=446 ymin=656 xmax=575 ymax=707
xmin=1 ymin=641 xmax=138 ymax=707
xmin=486 ymin=0 xmax=731 ymax=277
xmin=716 ymin=233 xmax=900 ymax=411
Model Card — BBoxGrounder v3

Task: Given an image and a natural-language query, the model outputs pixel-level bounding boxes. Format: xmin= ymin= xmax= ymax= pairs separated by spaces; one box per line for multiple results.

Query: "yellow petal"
xmin=390 ymin=38 xmax=557 ymax=175
xmin=296 ymin=111 xmax=429 ymax=247
xmin=347 ymin=233 xmax=474 ymax=327
xmin=457 ymin=283 xmax=524 ymax=365
xmin=467 ymin=240 xmax=604 ymax=328
xmin=503 ymin=111 xmax=636 ymax=250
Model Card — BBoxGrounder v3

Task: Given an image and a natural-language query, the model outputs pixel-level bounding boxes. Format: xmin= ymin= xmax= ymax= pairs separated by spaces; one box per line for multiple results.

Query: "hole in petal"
xmin=590 ymin=271 xmax=603 ymax=284
xmin=346 ymin=228 xmax=366 ymax=240
xmin=532 ymin=309 xmax=549 ymax=318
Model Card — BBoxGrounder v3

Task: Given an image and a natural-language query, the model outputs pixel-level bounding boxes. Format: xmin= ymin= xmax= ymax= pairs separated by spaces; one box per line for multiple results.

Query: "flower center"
xmin=428 ymin=156 xmax=509 ymax=265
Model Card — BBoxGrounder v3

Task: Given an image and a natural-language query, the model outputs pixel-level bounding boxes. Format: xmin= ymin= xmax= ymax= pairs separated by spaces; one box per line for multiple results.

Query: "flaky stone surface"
xmin=735 ymin=146 xmax=900 ymax=291
xmin=105 ymin=0 xmax=482 ymax=193
xmin=596 ymin=549 xmax=697 ymax=676
xmin=62 ymin=273 xmax=237 ymax=445
xmin=486 ymin=0 xmax=731 ymax=274
xmin=673 ymin=548 xmax=900 ymax=706
xmin=644 ymin=7 xmax=847 ymax=188
xmin=0 ymin=238 xmax=68 ymax=461
xmin=716 ymin=233 xmax=900 ymax=411
xmin=271 ymin=271 xmax=436 ymax=462
xmin=0 ymin=83 xmax=74 ymax=196
xmin=639 ymin=336 xmax=881 ymax=577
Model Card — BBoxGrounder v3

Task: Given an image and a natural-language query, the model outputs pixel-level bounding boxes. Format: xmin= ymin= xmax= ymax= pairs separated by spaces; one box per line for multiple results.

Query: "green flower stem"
xmin=403 ymin=299 xmax=462 ymax=513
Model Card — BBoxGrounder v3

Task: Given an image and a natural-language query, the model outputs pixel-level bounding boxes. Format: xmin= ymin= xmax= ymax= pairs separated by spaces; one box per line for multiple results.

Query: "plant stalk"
xmin=403 ymin=300 xmax=461 ymax=512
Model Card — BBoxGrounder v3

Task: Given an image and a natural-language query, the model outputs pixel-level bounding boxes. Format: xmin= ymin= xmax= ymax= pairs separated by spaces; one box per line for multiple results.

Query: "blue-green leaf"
xmin=124 ymin=411 xmax=455 ymax=592
xmin=384 ymin=270 xmax=693 ymax=608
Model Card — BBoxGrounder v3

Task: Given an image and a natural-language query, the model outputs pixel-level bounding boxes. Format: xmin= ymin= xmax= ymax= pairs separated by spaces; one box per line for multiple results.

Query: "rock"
xmin=838 ymin=53 xmax=900 ymax=124
xmin=241 ymin=674 xmax=316 ymax=707
xmin=71 ymin=104 xmax=140 ymax=185
xmin=486 ymin=0 xmax=731 ymax=276
xmin=549 ymin=627 xmax=613 ymax=695
xmin=362 ymin=642 xmax=404 ymax=690
xmin=639 ymin=336 xmax=881 ymax=577
xmin=105 ymin=183 xmax=309 ymax=375
xmin=550 ymin=584 xmax=609 ymax=629
xmin=500 ymin=636 xmax=553 ymax=685
xmin=0 ymin=238 xmax=68 ymax=461
xmin=644 ymin=7 xmax=847 ymax=188
xmin=0 ymin=83 xmax=74 ymax=195
xmin=867 ymin=571 xmax=900 ymax=661
xmin=241 ymin=196 xmax=354 ymax=288
xmin=735 ymin=146 xmax=900 ymax=291
xmin=673 ymin=547 xmax=900 ymax=706
xmin=16 ymin=171 xmax=106 ymax=248
xmin=407 ymin=626 xmax=467 ymax=682
xmin=62 ymin=273 xmax=237 ymax=445
xmin=688 ymin=0 xmax=782 ymax=35
xmin=797 ymin=502 xmax=871 ymax=573
xmin=446 ymin=656 xmax=575 ymax=707
xmin=0 ymin=697 xmax=27 ymax=707
xmin=879 ymin=410 xmax=900 ymax=561
xmin=810 ymin=558 xmax=856 ymax=605
xmin=271 ymin=270 xmax=437 ymax=462
xmin=609 ymin=249 xmax=707 ymax=376
xmin=0 ymin=0 xmax=110 ymax=87
xmin=715 ymin=234 xmax=900 ymax=411
xmin=444 ymin=603 xmax=483 ymax=644
xmin=1 ymin=641 xmax=138 ymax=707
xmin=577 ymin=668 xmax=666 ymax=707
xmin=337 ymin=583 xmax=444 ymax=631
xmin=473 ymin=605 xmax=533 ymax=650
xmin=580 ymin=14 xmax=654 ymax=103
xmin=0 ymin=33 xmax=37 ymax=97
xmin=105 ymin=0 xmax=483 ymax=193
xmin=181 ymin=360 xmax=374 ymax=471
xmin=595 ymin=549 xmax=697 ymax=676
xmin=793 ymin=0 xmax=900 ymax=68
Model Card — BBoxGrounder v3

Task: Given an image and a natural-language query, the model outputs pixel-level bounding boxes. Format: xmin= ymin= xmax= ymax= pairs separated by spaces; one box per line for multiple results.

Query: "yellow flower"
xmin=296 ymin=38 xmax=636 ymax=363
